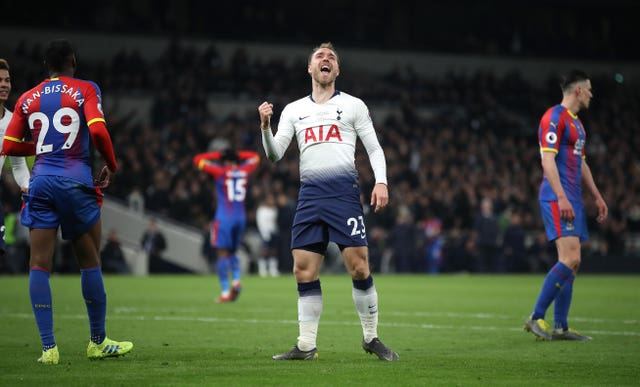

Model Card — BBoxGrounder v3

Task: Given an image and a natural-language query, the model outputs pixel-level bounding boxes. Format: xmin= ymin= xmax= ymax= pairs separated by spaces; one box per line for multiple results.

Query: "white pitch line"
xmin=386 ymin=311 xmax=640 ymax=325
xmin=108 ymin=307 xmax=640 ymax=325
xmin=3 ymin=312 xmax=640 ymax=337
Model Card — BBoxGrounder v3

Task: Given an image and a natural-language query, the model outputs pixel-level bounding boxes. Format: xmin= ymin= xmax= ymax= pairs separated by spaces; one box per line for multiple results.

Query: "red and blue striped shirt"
xmin=538 ymin=104 xmax=586 ymax=203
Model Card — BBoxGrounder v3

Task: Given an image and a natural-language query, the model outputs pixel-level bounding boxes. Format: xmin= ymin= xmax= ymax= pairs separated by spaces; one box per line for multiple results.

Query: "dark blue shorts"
xmin=21 ymin=175 xmax=102 ymax=240
xmin=539 ymin=199 xmax=588 ymax=242
xmin=260 ymin=236 xmax=278 ymax=250
xmin=291 ymin=194 xmax=368 ymax=252
xmin=211 ymin=216 xmax=246 ymax=251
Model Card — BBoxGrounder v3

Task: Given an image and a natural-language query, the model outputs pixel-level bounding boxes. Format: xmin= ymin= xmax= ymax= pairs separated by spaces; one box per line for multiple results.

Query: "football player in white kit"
xmin=258 ymin=43 xmax=398 ymax=361
xmin=0 ymin=59 xmax=30 ymax=261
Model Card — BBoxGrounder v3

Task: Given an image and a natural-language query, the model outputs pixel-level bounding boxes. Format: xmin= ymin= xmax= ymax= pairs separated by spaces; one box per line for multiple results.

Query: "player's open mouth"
xmin=321 ymin=65 xmax=330 ymax=73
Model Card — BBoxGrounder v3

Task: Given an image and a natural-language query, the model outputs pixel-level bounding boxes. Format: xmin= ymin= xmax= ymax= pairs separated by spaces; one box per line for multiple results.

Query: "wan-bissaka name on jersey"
xmin=13 ymin=76 xmax=104 ymax=186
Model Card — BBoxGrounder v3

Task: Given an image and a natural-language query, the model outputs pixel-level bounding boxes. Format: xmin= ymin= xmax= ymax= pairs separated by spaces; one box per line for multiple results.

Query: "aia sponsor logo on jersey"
xmin=304 ymin=125 xmax=343 ymax=144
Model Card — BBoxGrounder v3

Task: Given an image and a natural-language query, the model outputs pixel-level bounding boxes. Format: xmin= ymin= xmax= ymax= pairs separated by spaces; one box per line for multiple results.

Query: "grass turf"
xmin=0 ymin=273 xmax=638 ymax=386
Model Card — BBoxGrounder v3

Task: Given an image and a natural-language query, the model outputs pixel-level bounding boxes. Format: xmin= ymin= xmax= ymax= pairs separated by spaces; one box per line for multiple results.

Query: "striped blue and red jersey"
xmin=538 ymin=104 xmax=586 ymax=203
xmin=194 ymin=151 xmax=260 ymax=220
xmin=5 ymin=76 xmax=106 ymax=186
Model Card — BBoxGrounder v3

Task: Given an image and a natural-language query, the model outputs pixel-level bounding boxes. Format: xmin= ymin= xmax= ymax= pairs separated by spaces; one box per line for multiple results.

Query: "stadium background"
xmin=1 ymin=1 xmax=639 ymax=274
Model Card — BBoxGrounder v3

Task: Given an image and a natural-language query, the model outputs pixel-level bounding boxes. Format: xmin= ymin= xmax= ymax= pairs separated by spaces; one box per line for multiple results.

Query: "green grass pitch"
xmin=1 ymin=273 xmax=639 ymax=386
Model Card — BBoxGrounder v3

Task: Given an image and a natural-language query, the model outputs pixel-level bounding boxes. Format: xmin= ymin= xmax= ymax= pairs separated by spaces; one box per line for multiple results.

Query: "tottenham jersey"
xmin=0 ymin=108 xmax=14 ymax=178
xmin=538 ymin=104 xmax=586 ymax=203
xmin=0 ymin=108 xmax=30 ymax=189
xmin=263 ymin=91 xmax=387 ymax=200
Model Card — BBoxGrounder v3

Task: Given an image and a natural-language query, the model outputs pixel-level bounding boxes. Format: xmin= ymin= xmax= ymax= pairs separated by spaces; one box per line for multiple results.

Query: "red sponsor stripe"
xmin=210 ymin=221 xmax=219 ymax=246
xmin=95 ymin=187 xmax=104 ymax=207
xmin=552 ymin=265 xmax=574 ymax=283
xmin=551 ymin=201 xmax=562 ymax=237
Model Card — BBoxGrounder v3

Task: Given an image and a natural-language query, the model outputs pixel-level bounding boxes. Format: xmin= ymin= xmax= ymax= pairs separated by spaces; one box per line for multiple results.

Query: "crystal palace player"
xmin=2 ymin=39 xmax=133 ymax=364
xmin=258 ymin=42 xmax=398 ymax=361
xmin=193 ymin=148 xmax=259 ymax=303
xmin=524 ymin=70 xmax=608 ymax=341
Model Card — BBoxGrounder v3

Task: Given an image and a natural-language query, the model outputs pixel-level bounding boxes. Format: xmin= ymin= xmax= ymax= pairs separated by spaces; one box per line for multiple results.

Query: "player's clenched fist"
xmin=258 ymin=102 xmax=274 ymax=130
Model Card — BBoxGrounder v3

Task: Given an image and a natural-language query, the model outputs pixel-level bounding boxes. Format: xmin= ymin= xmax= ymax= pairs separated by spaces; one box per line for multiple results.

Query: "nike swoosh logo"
xmin=299 ymin=115 xmax=310 ymax=120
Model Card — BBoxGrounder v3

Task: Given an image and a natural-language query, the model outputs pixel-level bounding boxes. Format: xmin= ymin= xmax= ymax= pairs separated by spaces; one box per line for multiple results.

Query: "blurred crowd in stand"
xmin=5 ymin=2 xmax=639 ymax=61
xmin=1 ymin=37 xmax=638 ymax=275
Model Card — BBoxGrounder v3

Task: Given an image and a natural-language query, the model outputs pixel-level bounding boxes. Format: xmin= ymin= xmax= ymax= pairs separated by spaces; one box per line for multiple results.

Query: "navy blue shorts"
xmin=539 ymin=199 xmax=588 ymax=242
xmin=21 ymin=175 xmax=102 ymax=240
xmin=260 ymin=236 xmax=278 ymax=250
xmin=291 ymin=194 xmax=368 ymax=252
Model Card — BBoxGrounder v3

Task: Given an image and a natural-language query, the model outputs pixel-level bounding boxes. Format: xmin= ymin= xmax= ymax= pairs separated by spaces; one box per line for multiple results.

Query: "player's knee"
xmin=350 ymin=267 xmax=369 ymax=280
xmin=292 ymin=265 xmax=318 ymax=282
xmin=77 ymin=254 xmax=101 ymax=270
xmin=559 ymin=255 xmax=581 ymax=271
xmin=29 ymin=261 xmax=53 ymax=272
xmin=345 ymin=259 xmax=369 ymax=279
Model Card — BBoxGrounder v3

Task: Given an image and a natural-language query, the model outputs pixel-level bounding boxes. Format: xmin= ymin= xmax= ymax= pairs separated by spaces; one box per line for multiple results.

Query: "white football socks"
xmin=257 ymin=258 xmax=268 ymax=277
xmin=353 ymin=285 xmax=379 ymax=343
xmin=297 ymin=294 xmax=322 ymax=351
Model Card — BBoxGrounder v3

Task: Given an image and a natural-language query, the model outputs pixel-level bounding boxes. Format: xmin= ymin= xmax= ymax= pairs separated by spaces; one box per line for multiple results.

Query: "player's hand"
xmin=595 ymin=196 xmax=608 ymax=223
xmin=371 ymin=183 xmax=389 ymax=213
xmin=258 ymin=101 xmax=274 ymax=130
xmin=94 ymin=165 xmax=113 ymax=188
xmin=557 ymin=195 xmax=575 ymax=221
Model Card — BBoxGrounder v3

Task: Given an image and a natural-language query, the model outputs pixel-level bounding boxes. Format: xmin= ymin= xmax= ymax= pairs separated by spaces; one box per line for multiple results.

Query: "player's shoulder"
xmin=334 ymin=91 xmax=368 ymax=108
xmin=69 ymin=77 xmax=101 ymax=91
xmin=18 ymin=80 xmax=46 ymax=100
xmin=13 ymin=82 xmax=42 ymax=113
xmin=541 ymin=104 xmax=567 ymax=122
xmin=281 ymin=96 xmax=313 ymax=118
xmin=284 ymin=95 xmax=313 ymax=109
xmin=551 ymin=104 xmax=571 ymax=116
xmin=334 ymin=90 xmax=358 ymax=101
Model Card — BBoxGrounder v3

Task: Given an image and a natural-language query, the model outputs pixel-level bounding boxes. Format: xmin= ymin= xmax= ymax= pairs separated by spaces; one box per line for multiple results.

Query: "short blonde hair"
xmin=308 ymin=42 xmax=339 ymax=65
xmin=0 ymin=58 xmax=9 ymax=71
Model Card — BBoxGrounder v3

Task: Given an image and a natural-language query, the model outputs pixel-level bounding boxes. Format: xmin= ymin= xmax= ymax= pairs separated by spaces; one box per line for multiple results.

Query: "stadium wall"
xmin=101 ymin=198 xmax=257 ymax=275
xmin=101 ymin=198 xmax=208 ymax=275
